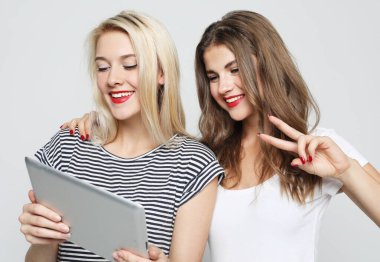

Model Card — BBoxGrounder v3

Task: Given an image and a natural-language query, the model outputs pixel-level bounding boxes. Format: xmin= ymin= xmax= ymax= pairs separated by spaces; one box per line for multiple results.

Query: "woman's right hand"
xmin=60 ymin=111 xmax=96 ymax=141
xmin=19 ymin=190 xmax=71 ymax=245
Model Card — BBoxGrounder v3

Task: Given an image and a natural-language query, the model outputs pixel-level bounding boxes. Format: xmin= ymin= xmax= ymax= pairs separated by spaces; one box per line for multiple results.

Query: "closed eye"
xmin=231 ymin=67 xmax=239 ymax=74
xmin=207 ymin=74 xmax=218 ymax=83
xmin=97 ymin=66 xmax=110 ymax=72
xmin=123 ymin=64 xmax=138 ymax=70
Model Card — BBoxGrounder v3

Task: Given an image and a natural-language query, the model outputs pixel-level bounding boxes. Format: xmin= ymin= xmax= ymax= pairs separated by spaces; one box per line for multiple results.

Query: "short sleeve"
xmin=178 ymin=159 xmax=224 ymax=207
xmin=34 ymin=129 xmax=77 ymax=171
xmin=312 ymin=127 xmax=368 ymax=166
xmin=312 ymin=127 xmax=368 ymax=196
xmin=35 ymin=131 xmax=62 ymax=168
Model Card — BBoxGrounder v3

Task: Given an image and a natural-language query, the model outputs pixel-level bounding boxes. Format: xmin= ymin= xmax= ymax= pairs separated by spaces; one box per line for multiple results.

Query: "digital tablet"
xmin=25 ymin=156 xmax=149 ymax=261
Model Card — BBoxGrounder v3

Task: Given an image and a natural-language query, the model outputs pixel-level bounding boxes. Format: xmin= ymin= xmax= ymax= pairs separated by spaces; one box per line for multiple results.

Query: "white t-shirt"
xmin=208 ymin=128 xmax=367 ymax=262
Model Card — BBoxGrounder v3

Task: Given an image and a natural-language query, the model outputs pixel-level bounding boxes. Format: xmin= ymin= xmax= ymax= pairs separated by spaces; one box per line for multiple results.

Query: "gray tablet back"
xmin=25 ymin=156 xmax=148 ymax=260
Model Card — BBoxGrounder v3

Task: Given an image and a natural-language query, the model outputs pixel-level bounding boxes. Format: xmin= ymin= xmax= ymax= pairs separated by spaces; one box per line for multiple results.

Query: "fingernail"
xmin=69 ymin=130 xmax=74 ymax=135
xmin=308 ymin=155 xmax=313 ymax=162
xmin=300 ymin=157 xmax=306 ymax=165
xmin=59 ymin=125 xmax=63 ymax=129
xmin=290 ymin=163 xmax=298 ymax=168
xmin=86 ymin=134 xmax=90 ymax=140
xmin=81 ymin=135 xmax=85 ymax=141
xmin=257 ymin=132 xmax=261 ymax=136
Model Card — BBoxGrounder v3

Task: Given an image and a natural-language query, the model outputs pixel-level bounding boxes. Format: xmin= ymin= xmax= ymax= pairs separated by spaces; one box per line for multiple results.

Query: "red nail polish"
xmin=290 ymin=163 xmax=298 ymax=168
xmin=308 ymin=155 xmax=313 ymax=162
xmin=59 ymin=125 xmax=63 ymax=129
xmin=81 ymin=135 xmax=85 ymax=141
xmin=70 ymin=130 xmax=74 ymax=135
xmin=86 ymin=134 xmax=90 ymax=140
xmin=300 ymin=157 xmax=306 ymax=165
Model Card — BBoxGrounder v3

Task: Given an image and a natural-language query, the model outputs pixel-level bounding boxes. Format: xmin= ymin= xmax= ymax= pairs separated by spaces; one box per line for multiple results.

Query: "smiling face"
xmin=95 ymin=30 xmax=141 ymax=122
xmin=204 ymin=44 xmax=255 ymax=122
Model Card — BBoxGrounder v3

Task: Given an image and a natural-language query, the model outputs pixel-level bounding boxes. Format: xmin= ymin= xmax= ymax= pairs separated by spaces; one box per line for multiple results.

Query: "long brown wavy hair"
xmin=195 ymin=10 xmax=321 ymax=203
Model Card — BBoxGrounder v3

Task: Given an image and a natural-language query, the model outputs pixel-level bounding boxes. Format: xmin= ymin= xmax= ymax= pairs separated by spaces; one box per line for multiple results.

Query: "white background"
xmin=0 ymin=0 xmax=379 ymax=261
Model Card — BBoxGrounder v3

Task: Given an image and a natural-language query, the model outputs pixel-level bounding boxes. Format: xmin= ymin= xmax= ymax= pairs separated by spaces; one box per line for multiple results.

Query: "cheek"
xmin=209 ymin=84 xmax=219 ymax=101
xmin=96 ymin=74 xmax=108 ymax=92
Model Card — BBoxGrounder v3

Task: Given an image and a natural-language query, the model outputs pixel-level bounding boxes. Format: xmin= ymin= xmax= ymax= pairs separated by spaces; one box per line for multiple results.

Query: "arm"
xmin=260 ymin=115 xmax=380 ymax=227
xmin=113 ymin=178 xmax=218 ymax=262
xmin=26 ymin=244 xmax=58 ymax=262
xmin=169 ymin=177 xmax=218 ymax=261
xmin=340 ymin=162 xmax=380 ymax=227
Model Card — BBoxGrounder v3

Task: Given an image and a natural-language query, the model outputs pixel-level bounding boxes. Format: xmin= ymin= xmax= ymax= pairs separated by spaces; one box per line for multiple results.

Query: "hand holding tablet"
xmin=24 ymin=157 xmax=149 ymax=261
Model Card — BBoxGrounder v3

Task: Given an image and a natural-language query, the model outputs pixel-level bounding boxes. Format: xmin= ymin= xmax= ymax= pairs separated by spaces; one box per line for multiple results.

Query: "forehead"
xmin=95 ymin=30 xmax=134 ymax=56
xmin=203 ymin=44 xmax=236 ymax=70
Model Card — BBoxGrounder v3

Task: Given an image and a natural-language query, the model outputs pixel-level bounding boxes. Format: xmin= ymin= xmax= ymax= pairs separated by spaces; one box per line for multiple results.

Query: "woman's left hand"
xmin=259 ymin=115 xmax=351 ymax=179
xmin=113 ymin=245 xmax=168 ymax=262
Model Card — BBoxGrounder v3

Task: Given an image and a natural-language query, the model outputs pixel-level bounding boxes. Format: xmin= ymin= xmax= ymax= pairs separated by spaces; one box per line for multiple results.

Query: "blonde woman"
xmin=19 ymin=11 xmax=222 ymax=262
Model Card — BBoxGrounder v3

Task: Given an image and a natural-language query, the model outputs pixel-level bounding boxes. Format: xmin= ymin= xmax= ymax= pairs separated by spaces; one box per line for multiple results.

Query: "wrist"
xmin=336 ymin=158 xmax=359 ymax=183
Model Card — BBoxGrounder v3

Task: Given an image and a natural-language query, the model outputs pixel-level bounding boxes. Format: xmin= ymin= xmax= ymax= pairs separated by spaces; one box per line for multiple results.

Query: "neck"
xmin=226 ymin=115 xmax=264 ymax=189
xmin=241 ymin=114 xmax=260 ymax=150
xmin=104 ymin=116 xmax=158 ymax=158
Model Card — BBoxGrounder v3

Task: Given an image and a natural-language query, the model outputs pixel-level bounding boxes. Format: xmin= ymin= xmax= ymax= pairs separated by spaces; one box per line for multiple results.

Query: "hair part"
xmin=195 ymin=10 xmax=321 ymax=203
xmin=87 ymin=10 xmax=187 ymax=145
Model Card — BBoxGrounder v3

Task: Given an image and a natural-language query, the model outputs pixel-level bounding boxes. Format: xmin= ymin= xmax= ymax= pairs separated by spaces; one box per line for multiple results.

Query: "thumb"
xmin=28 ymin=190 xmax=37 ymax=203
xmin=148 ymin=245 xmax=166 ymax=260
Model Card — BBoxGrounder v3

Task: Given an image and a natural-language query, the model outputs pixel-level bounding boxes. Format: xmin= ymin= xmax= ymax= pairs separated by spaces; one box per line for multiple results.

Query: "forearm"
xmin=339 ymin=159 xmax=380 ymax=227
xmin=26 ymin=243 xmax=58 ymax=262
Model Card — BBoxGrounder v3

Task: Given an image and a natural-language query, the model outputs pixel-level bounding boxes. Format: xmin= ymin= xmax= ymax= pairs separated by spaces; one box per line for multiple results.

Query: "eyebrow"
xmin=95 ymin=54 xmax=136 ymax=62
xmin=206 ymin=59 xmax=237 ymax=74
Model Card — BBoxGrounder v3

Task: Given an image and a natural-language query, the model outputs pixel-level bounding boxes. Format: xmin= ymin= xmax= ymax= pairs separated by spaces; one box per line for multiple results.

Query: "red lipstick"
xmin=109 ymin=91 xmax=134 ymax=104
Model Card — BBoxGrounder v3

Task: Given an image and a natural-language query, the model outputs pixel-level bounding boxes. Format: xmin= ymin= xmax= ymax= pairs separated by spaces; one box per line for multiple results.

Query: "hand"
xmin=19 ymin=190 xmax=71 ymax=245
xmin=259 ymin=115 xmax=351 ymax=179
xmin=60 ymin=111 xmax=96 ymax=141
xmin=113 ymin=245 xmax=168 ymax=262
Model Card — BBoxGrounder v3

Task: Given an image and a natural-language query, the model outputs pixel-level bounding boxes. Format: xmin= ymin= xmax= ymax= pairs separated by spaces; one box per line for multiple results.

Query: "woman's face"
xmin=203 ymin=44 xmax=254 ymax=122
xmin=95 ymin=30 xmax=141 ymax=122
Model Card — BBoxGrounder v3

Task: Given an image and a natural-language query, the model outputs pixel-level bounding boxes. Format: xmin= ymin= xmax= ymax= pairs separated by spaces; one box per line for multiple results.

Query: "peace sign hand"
xmin=259 ymin=116 xmax=351 ymax=179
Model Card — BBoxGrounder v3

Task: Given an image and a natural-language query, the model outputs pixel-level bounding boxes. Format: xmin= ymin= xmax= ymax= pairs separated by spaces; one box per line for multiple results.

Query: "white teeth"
xmin=111 ymin=91 xmax=134 ymax=98
xmin=225 ymin=95 xmax=243 ymax=103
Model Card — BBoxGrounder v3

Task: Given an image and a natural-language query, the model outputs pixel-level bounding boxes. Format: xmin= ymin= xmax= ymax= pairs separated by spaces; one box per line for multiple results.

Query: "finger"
xmin=60 ymin=122 xmax=70 ymax=129
xmin=68 ymin=119 xmax=79 ymax=136
xmin=114 ymin=250 xmax=150 ymax=262
xmin=28 ymin=190 xmax=36 ymax=203
xmin=79 ymin=113 xmax=90 ymax=139
xmin=21 ymin=224 xmax=70 ymax=241
xmin=148 ymin=245 xmax=165 ymax=260
xmin=77 ymin=116 xmax=87 ymax=141
xmin=259 ymin=133 xmax=298 ymax=153
xmin=297 ymin=135 xmax=307 ymax=165
xmin=268 ymin=115 xmax=304 ymax=141
xmin=26 ymin=213 xmax=70 ymax=233
xmin=23 ymin=203 xmax=62 ymax=223
xmin=24 ymin=234 xmax=66 ymax=245
xmin=84 ymin=114 xmax=93 ymax=140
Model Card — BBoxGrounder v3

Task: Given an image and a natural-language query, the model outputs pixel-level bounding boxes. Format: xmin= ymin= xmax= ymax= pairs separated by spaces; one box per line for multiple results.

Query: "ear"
xmin=157 ymin=70 xmax=165 ymax=85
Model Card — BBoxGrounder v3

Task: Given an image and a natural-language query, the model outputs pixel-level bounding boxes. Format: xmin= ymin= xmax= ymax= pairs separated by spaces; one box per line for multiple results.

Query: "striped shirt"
xmin=35 ymin=129 xmax=223 ymax=261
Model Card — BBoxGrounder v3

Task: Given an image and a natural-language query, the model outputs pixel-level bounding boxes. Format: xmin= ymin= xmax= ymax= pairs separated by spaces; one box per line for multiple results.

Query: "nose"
xmin=218 ymin=75 xmax=233 ymax=94
xmin=107 ymin=66 xmax=124 ymax=87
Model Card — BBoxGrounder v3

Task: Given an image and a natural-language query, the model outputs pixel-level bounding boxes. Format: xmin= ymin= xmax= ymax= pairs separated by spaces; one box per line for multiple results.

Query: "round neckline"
xmin=99 ymin=134 xmax=178 ymax=161
xmin=219 ymin=174 xmax=278 ymax=192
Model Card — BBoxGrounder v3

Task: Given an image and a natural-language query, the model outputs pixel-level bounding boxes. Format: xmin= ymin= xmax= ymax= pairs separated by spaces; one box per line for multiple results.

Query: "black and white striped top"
xmin=35 ymin=129 xmax=223 ymax=261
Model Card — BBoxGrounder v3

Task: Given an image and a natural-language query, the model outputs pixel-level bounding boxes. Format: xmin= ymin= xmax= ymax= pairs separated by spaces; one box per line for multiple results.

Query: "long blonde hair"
xmin=195 ymin=10 xmax=321 ymax=203
xmin=88 ymin=10 xmax=187 ymax=145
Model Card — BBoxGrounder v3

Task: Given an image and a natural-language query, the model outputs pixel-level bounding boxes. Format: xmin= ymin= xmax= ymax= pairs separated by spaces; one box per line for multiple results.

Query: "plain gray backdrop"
xmin=1 ymin=0 xmax=379 ymax=261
